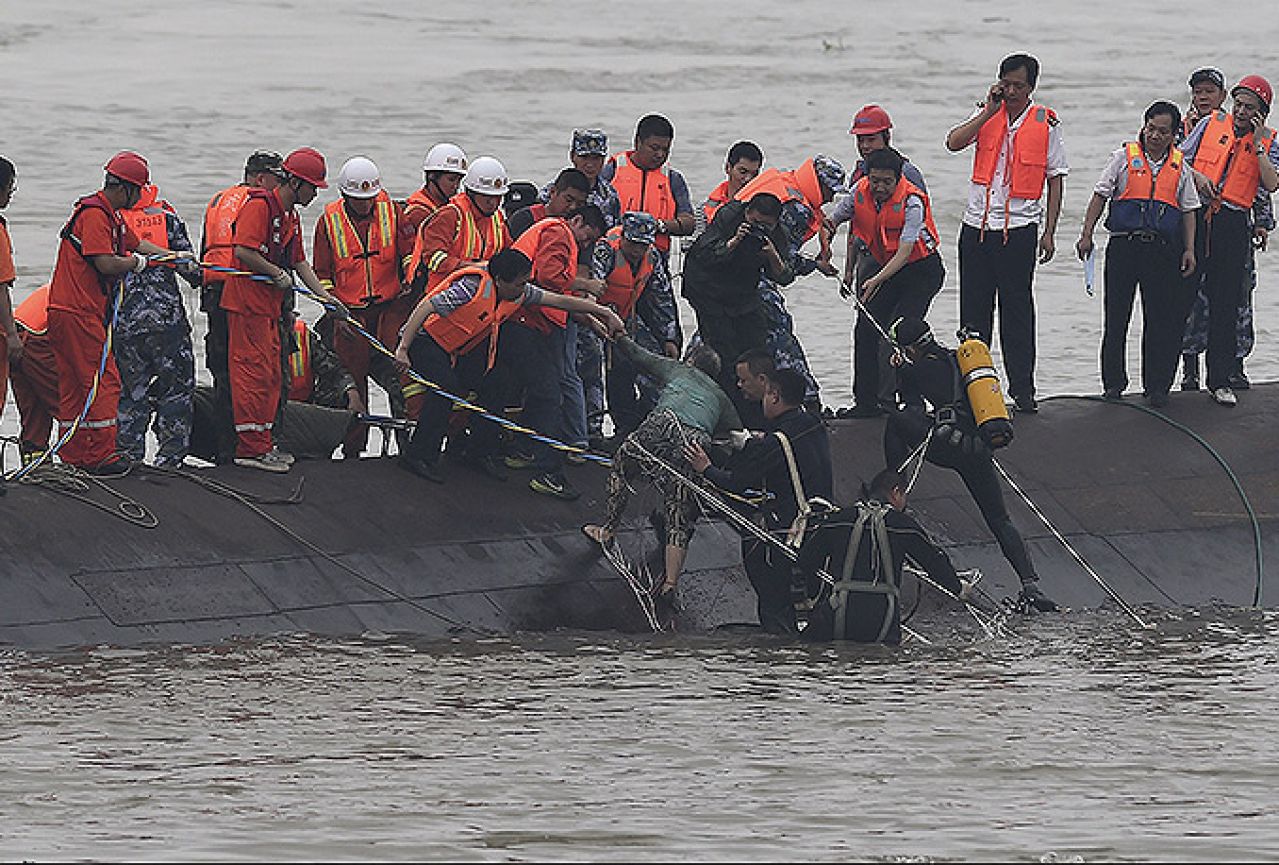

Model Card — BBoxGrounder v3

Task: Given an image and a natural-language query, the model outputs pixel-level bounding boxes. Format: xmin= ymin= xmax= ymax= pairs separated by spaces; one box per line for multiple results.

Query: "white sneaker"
xmin=234 ymin=451 xmax=292 ymax=473
xmin=1210 ymin=387 xmax=1237 ymax=407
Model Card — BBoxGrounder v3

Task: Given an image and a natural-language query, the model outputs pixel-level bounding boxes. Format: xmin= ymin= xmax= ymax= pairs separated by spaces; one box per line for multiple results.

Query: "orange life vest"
xmin=422 ymin=266 xmax=521 ymax=369
xmin=734 ymin=161 xmax=824 ymax=242
xmin=321 ymin=192 xmax=401 ymax=308
xmin=511 ymin=216 xmax=578 ymax=328
xmin=202 ymin=185 xmax=252 ymax=270
xmin=120 ymin=186 xmax=173 ymax=252
xmin=849 ymin=176 xmax=940 ymax=266
xmin=286 ymin=316 xmax=313 ymax=402
xmin=971 ymin=103 xmax=1055 ymax=199
xmin=611 ymin=152 xmax=677 ymax=253
xmin=598 ymin=226 xmax=653 ymax=321
xmin=1191 ymin=110 xmax=1278 ymax=209
xmin=702 ymin=180 xmax=731 ymax=226
xmin=416 ymin=193 xmax=509 ymax=295
xmin=14 ymin=283 xmax=50 ymax=335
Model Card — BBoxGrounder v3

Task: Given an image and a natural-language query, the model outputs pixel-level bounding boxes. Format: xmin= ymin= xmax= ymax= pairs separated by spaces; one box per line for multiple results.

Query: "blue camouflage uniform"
xmin=115 ymin=205 xmax=199 ymax=467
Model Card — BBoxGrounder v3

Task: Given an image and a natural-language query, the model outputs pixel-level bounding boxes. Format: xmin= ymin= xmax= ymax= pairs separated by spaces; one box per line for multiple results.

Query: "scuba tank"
xmin=955 ymin=329 xmax=1014 ymax=449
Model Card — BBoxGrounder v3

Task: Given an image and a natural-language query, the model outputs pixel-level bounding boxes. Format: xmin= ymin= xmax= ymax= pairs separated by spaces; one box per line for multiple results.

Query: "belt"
xmin=1114 ymin=230 xmax=1165 ymax=244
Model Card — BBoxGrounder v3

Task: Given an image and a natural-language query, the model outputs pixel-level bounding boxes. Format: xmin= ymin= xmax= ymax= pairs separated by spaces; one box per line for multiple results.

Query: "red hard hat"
xmin=850 ymin=104 xmax=893 ymax=136
xmin=1233 ymin=75 xmax=1273 ymax=114
xmin=103 ymin=151 xmax=150 ymax=187
xmin=282 ymin=147 xmax=328 ymax=188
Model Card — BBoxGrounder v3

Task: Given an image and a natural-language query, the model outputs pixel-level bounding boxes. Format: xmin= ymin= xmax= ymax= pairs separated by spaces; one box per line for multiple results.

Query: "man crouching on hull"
xmin=798 ymin=469 xmax=970 ymax=644
xmin=883 ymin=317 xmax=1058 ymax=612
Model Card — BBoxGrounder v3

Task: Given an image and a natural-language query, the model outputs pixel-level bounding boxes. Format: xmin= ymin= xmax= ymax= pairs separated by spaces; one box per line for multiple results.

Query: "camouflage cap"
xmin=245 ymin=149 xmax=283 ymax=175
xmin=812 ymin=154 xmax=848 ymax=194
xmin=571 ymin=128 xmax=609 ymax=156
xmin=621 ymin=211 xmax=658 ymax=245
xmin=1188 ymin=67 xmax=1226 ymax=90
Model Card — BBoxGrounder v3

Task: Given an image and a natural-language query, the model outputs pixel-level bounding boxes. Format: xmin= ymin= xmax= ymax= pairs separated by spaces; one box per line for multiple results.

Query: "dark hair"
xmin=735 ymin=347 xmax=775 ymax=376
xmin=244 ymin=150 xmax=283 ymax=182
xmin=1144 ymin=99 xmax=1182 ymax=132
xmin=866 ymin=468 xmax=904 ymax=502
xmin=687 ymin=343 xmax=722 ymax=379
xmin=553 ymin=167 xmax=591 ymax=195
xmin=0 ymin=156 xmax=14 ymax=191
xmin=999 ymin=53 xmax=1040 ymax=89
xmin=766 ymin=367 xmax=807 ymax=407
xmin=636 ymin=113 xmax=675 ymax=142
xmin=569 ymin=204 xmax=608 ymax=235
xmin=745 ymin=191 xmax=782 ymax=219
xmin=489 ymin=249 xmax=533 ymax=283
xmin=727 ymin=140 xmax=763 ymax=166
xmin=863 ymin=147 xmax=905 ymax=179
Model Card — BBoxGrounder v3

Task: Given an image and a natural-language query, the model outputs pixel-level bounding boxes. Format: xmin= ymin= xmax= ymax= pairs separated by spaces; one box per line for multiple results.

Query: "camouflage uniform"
xmin=538 ymin=129 xmax=623 ymax=229
xmin=115 ymin=208 xmax=198 ymax=467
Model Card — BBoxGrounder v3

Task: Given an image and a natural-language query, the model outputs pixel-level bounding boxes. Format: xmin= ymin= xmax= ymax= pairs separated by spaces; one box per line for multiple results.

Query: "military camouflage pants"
xmin=604 ymin=410 xmax=708 ymax=550
xmin=760 ymin=281 xmax=820 ymax=402
xmin=578 ymin=326 xmax=606 ymax=440
xmin=115 ymin=324 xmax=195 ymax=467
xmin=1182 ymin=247 xmax=1256 ymax=359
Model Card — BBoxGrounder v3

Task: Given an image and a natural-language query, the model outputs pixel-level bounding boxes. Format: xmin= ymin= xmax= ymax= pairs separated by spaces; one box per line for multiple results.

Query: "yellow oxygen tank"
xmin=956 ymin=334 xmax=1013 ymax=447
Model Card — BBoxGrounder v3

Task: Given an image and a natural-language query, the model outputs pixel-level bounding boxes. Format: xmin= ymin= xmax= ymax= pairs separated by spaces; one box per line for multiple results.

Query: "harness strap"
xmin=774 ymin=430 xmax=810 ymax=549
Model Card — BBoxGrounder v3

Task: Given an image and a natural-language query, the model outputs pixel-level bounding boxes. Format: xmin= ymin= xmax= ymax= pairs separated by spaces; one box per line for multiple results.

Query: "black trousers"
xmin=693 ymin=303 xmax=770 ymax=399
xmin=1200 ymin=208 xmax=1252 ymax=390
xmin=743 ymin=537 xmax=797 ymax=634
xmin=404 ymin=334 xmax=500 ymax=465
xmin=1100 ymin=234 xmax=1188 ymax=397
xmin=854 ymin=253 xmax=944 ymax=409
xmin=496 ymin=321 xmax=565 ymax=474
xmin=885 ymin=407 xmax=1037 ymax=583
xmin=605 ymin=341 xmax=657 ymax=440
xmin=958 ymin=223 xmax=1039 ymax=402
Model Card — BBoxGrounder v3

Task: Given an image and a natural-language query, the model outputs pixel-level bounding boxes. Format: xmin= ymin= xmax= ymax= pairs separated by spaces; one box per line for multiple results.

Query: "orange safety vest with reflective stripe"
xmin=14 ymin=283 xmax=50 ymax=335
xmin=971 ymin=103 xmax=1055 ymax=199
xmin=415 ymin=193 xmax=509 ymax=295
xmin=422 ymin=266 xmax=521 ymax=369
xmin=598 ymin=227 xmax=652 ymax=321
xmin=320 ymin=192 xmax=401 ymax=307
xmin=734 ymin=161 xmax=825 ymax=242
xmin=611 ymin=152 xmax=677 ymax=254
xmin=286 ymin=316 xmax=313 ymax=402
xmin=202 ymin=185 xmax=252 ymax=270
xmin=849 ymin=177 xmax=940 ymax=266
xmin=511 ymin=216 xmax=578 ymax=328
xmin=1191 ymin=110 xmax=1278 ymax=209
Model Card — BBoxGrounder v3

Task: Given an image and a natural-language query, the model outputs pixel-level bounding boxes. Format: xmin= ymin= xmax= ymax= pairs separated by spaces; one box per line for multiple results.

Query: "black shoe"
xmin=1228 ymin=367 xmax=1251 ymax=390
xmin=529 ymin=471 xmax=580 ymax=501
xmin=400 ymin=455 xmax=443 ymax=484
xmin=1102 ymin=389 xmax=1124 ymax=401
xmin=845 ymin=402 xmax=887 ymax=419
xmin=1013 ymin=396 xmax=1039 ymax=414
xmin=81 ymin=455 xmax=134 ymax=478
xmin=1019 ymin=581 xmax=1059 ymax=613
xmin=1147 ymin=392 xmax=1170 ymax=409
xmin=468 ymin=454 xmax=509 ymax=482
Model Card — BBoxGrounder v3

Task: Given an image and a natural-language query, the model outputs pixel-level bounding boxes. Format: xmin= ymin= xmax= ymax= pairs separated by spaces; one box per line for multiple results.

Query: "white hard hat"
xmin=463 ymin=156 xmax=509 ymax=196
xmin=337 ymin=156 xmax=382 ymax=199
xmin=422 ymin=142 xmax=468 ymax=176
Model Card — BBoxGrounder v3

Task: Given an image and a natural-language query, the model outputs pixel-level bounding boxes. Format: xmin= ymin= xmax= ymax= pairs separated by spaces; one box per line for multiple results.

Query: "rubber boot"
xmin=1019 ymin=580 xmax=1059 ymax=613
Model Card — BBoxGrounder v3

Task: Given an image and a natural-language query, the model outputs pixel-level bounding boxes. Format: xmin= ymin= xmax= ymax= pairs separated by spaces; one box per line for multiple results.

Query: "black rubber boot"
xmin=1019 ymin=581 xmax=1059 ymax=613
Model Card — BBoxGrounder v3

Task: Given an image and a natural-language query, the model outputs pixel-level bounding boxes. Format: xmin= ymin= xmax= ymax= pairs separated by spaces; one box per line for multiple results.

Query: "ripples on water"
xmin=1 ymin=609 xmax=1275 ymax=861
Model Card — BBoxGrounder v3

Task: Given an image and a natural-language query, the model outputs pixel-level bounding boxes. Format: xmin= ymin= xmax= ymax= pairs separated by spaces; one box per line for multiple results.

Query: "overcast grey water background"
xmin=2 ymin=1 xmax=1279 ymax=860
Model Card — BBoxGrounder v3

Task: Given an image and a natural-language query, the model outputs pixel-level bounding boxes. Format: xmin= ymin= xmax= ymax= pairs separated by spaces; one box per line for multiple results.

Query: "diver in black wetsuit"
xmin=883 ymin=317 xmax=1058 ymax=612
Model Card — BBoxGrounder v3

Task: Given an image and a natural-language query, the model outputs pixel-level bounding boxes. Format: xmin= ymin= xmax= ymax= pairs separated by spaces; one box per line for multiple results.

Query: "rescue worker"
xmin=115 ymin=183 xmax=201 ymax=468
xmin=393 ymin=249 xmax=623 ymax=484
xmin=510 ymin=168 xmax=590 ymax=239
xmin=404 ymin=142 xmax=468 ymax=232
xmin=732 ymin=346 xmax=775 ymax=430
xmin=841 ymin=148 xmax=946 ymax=418
xmin=1178 ymin=74 xmax=1279 ymax=406
xmin=883 ymin=317 xmax=1058 ymax=612
xmin=1179 ymin=70 xmax=1275 ymax=396
xmin=200 ymin=150 xmax=284 ymax=464
xmin=1076 ymin=101 xmax=1200 ymax=407
xmin=601 ymin=114 xmax=697 ymax=260
xmin=47 ymin=151 xmax=177 ymax=472
xmin=583 ymin=336 xmax=745 ymax=616
xmin=591 ymin=212 xmax=681 ymax=439
xmin=540 ymin=128 xmax=622 ymax=229
xmin=945 ymin=53 xmax=1069 ymax=413
xmin=410 ymin=155 xmax=511 ymax=296
xmin=503 ymin=205 xmax=609 ymax=500
xmin=220 ymin=146 xmax=347 ymax=472
xmin=9 ymin=285 xmax=58 ymax=464
xmin=685 ymin=367 xmax=834 ymax=635
xmin=311 ymin=156 xmax=414 ymax=458
xmin=843 ymin=104 xmax=929 ymax=190
xmin=798 ymin=469 xmax=968 ymax=644
xmin=0 ymin=156 xmax=18 ymax=491
xmin=732 ymin=153 xmax=847 ymax=409
xmin=682 ymin=193 xmax=792 ymax=412
xmin=696 ymin=140 xmax=764 ymax=235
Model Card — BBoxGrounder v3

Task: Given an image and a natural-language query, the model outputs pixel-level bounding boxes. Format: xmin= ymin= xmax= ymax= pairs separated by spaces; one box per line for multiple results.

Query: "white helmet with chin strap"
xmin=337 ymin=156 xmax=382 ymax=199
xmin=422 ymin=142 xmax=468 ymax=176
xmin=463 ymin=156 xmax=509 ymax=196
